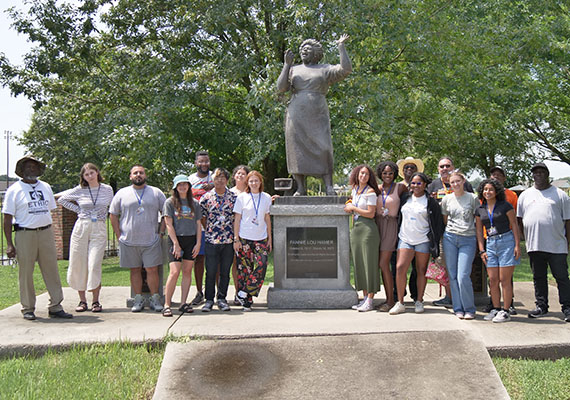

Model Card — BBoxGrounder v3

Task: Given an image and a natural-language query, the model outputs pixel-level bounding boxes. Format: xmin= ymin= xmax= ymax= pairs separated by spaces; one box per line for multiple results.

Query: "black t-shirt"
xmin=475 ymin=200 xmax=513 ymax=236
xmin=427 ymin=178 xmax=474 ymax=203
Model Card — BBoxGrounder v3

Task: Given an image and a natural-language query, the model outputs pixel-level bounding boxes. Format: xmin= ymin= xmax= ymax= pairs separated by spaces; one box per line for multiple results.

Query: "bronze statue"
xmin=277 ymin=35 xmax=352 ymax=196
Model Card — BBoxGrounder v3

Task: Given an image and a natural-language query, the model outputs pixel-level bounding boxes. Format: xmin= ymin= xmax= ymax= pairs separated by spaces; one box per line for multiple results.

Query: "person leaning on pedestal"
xmin=344 ymin=165 xmax=381 ymax=312
xmin=233 ymin=171 xmax=272 ymax=311
xmin=58 ymin=163 xmax=114 ymax=313
xmin=2 ymin=155 xmax=73 ymax=320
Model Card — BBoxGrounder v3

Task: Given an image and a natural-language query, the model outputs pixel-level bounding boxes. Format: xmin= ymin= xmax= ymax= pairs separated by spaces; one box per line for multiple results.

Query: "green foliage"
xmin=1 ymin=0 xmax=569 ymax=188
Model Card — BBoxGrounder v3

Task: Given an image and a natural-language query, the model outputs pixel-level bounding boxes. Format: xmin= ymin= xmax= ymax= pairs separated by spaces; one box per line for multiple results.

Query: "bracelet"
xmin=479 ymin=250 xmax=486 ymax=255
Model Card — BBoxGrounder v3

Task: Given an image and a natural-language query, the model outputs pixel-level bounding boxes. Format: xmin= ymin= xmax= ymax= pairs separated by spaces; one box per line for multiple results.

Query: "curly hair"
xmin=375 ymin=161 xmax=399 ymax=182
xmin=349 ymin=165 xmax=381 ymax=195
xmin=299 ymin=39 xmax=324 ymax=63
xmin=477 ymin=178 xmax=506 ymax=203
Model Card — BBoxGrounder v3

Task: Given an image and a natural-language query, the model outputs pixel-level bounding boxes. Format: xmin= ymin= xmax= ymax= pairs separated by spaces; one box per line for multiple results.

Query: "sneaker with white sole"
xmin=357 ymin=300 xmax=374 ymax=312
xmin=492 ymin=310 xmax=511 ymax=323
xmin=389 ymin=302 xmax=406 ymax=315
xmin=352 ymin=298 xmax=366 ymax=310
xmin=131 ymin=294 xmax=145 ymax=312
xmin=484 ymin=309 xmax=499 ymax=321
xmin=414 ymin=300 xmax=424 ymax=314
xmin=149 ymin=294 xmax=163 ymax=312
xmin=463 ymin=312 xmax=475 ymax=320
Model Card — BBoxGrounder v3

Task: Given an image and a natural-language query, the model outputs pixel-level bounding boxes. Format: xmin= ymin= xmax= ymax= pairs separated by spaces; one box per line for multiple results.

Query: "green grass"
xmin=493 ymin=357 xmax=570 ymax=400
xmin=0 ymin=342 xmax=164 ymax=400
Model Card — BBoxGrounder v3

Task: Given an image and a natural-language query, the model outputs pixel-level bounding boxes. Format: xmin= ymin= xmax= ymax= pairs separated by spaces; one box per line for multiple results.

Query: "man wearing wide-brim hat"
xmin=2 ymin=155 xmax=72 ymax=320
xmin=396 ymin=157 xmax=425 ymax=186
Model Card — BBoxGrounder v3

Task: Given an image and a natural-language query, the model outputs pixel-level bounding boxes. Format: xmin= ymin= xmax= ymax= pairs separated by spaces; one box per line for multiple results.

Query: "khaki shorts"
xmin=119 ymin=239 xmax=163 ymax=268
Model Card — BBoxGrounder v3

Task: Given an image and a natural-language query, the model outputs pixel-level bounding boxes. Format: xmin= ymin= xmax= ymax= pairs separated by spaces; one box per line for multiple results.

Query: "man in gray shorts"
xmin=110 ymin=165 xmax=166 ymax=312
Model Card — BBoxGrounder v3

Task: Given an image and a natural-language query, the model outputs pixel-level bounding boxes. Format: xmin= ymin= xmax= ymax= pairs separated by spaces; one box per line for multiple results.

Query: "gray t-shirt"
xmin=109 ymin=185 xmax=166 ymax=246
xmin=517 ymin=186 xmax=570 ymax=254
xmin=163 ymin=197 xmax=201 ymax=236
xmin=441 ymin=192 xmax=478 ymax=236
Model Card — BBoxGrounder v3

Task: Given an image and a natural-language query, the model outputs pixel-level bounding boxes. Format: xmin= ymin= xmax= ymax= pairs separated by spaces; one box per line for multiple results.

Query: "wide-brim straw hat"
xmin=396 ymin=157 xmax=425 ymax=179
xmin=15 ymin=155 xmax=46 ymax=178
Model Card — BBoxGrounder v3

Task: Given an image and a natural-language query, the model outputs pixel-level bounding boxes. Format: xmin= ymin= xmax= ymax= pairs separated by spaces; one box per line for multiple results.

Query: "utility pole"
xmin=4 ymin=130 xmax=12 ymax=190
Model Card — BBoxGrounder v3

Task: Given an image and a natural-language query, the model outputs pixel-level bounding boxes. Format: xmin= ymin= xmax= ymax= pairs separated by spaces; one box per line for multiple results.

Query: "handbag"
xmin=425 ymin=258 xmax=449 ymax=286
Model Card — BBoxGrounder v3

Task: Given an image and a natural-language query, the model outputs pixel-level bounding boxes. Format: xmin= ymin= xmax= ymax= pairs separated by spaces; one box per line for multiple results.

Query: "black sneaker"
xmin=509 ymin=305 xmax=517 ymax=315
xmin=202 ymin=300 xmax=214 ymax=312
xmin=483 ymin=302 xmax=494 ymax=313
xmin=49 ymin=309 xmax=73 ymax=319
xmin=242 ymin=300 xmax=252 ymax=312
xmin=528 ymin=306 xmax=548 ymax=318
xmin=563 ymin=310 xmax=570 ymax=323
xmin=191 ymin=291 xmax=204 ymax=306
xmin=217 ymin=299 xmax=231 ymax=312
xmin=23 ymin=312 xmax=36 ymax=321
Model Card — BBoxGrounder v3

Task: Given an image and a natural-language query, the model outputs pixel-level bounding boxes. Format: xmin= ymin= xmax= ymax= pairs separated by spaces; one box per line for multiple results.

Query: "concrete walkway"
xmin=1 ymin=282 xmax=568 ymax=358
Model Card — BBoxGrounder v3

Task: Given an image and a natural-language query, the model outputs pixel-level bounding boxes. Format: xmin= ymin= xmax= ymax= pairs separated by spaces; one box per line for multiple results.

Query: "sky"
xmin=2 ymin=2 xmax=570 ymax=180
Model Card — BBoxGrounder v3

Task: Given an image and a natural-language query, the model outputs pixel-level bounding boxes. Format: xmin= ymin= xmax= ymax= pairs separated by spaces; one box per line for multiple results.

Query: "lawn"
xmin=0 ymin=340 xmax=568 ymax=400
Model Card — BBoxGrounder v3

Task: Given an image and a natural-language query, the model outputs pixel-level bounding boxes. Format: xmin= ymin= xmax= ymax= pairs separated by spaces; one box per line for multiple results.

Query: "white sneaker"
xmin=357 ymin=300 xmax=374 ymax=312
xmin=414 ymin=300 xmax=425 ymax=314
xmin=131 ymin=294 xmax=144 ymax=312
xmin=352 ymin=298 xmax=366 ymax=310
xmin=484 ymin=309 xmax=499 ymax=321
xmin=389 ymin=302 xmax=406 ymax=315
xmin=492 ymin=310 xmax=511 ymax=323
xmin=149 ymin=294 xmax=163 ymax=312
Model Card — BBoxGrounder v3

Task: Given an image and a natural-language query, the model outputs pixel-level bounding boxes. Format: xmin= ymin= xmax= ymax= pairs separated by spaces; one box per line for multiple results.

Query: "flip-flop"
xmin=162 ymin=307 xmax=173 ymax=317
xmin=75 ymin=301 xmax=88 ymax=312
xmin=91 ymin=302 xmax=102 ymax=313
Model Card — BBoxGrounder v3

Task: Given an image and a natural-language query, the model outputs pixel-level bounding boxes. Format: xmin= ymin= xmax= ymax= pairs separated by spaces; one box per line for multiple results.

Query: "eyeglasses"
xmin=410 ymin=182 xmax=424 ymax=186
xmin=439 ymin=164 xmax=452 ymax=169
xmin=403 ymin=165 xmax=417 ymax=170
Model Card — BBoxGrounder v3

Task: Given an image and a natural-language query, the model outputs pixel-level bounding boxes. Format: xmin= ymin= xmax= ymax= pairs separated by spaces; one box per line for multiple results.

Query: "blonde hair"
xmin=449 ymin=171 xmax=466 ymax=181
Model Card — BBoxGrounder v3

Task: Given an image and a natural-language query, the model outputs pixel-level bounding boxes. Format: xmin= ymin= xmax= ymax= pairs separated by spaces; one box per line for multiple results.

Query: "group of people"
xmin=2 ymin=152 xmax=272 ymax=319
xmin=3 ymin=153 xmax=569 ymax=323
xmin=345 ymin=157 xmax=570 ymax=323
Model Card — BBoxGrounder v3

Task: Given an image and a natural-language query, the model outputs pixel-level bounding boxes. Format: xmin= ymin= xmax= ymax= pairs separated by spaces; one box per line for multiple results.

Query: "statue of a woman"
xmin=277 ymin=35 xmax=352 ymax=196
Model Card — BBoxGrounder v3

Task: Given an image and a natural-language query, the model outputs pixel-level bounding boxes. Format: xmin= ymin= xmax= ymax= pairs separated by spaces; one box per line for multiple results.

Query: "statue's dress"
xmin=285 ymin=63 xmax=350 ymax=175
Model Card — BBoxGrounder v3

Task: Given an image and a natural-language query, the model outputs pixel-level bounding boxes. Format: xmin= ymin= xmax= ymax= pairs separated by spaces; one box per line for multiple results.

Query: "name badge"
xmin=487 ymin=226 xmax=498 ymax=236
xmin=136 ymin=206 xmax=145 ymax=215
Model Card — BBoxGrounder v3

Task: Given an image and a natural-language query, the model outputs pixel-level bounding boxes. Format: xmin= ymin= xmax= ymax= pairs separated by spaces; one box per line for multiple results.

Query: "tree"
xmin=1 ymin=0 xmax=568 ymax=190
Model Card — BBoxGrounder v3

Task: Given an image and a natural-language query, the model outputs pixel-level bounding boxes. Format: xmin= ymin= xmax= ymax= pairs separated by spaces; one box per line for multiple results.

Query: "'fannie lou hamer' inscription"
xmin=286 ymin=227 xmax=337 ymax=279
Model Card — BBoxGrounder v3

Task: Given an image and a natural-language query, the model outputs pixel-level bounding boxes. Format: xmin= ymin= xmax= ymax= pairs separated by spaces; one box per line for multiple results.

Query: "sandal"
xmin=75 ymin=301 xmax=88 ymax=312
xmin=178 ymin=303 xmax=193 ymax=314
xmin=91 ymin=302 xmax=102 ymax=313
xmin=162 ymin=306 xmax=173 ymax=317
xmin=378 ymin=302 xmax=394 ymax=312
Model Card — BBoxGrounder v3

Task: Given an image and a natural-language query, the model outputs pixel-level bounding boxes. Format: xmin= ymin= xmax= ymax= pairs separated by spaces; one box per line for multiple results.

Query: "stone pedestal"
xmin=471 ymin=255 xmax=489 ymax=306
xmin=268 ymin=196 xmax=357 ymax=309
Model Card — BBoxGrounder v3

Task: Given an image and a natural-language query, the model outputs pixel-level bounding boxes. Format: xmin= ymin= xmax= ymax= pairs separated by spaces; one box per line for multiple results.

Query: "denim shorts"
xmin=398 ymin=240 xmax=430 ymax=254
xmin=486 ymin=230 xmax=520 ymax=267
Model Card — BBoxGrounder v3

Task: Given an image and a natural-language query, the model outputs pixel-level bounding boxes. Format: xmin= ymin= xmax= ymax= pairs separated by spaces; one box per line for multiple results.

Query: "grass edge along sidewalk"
xmin=0 ymin=339 xmax=569 ymax=400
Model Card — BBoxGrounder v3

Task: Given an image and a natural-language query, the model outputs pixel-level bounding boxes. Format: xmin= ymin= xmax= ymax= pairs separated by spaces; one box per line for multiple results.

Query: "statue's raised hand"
xmin=284 ymin=49 xmax=294 ymax=65
xmin=336 ymin=34 xmax=349 ymax=45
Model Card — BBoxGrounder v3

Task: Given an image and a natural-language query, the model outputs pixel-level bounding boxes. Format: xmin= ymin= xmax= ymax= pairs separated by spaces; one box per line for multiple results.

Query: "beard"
xmin=197 ymin=165 xmax=209 ymax=174
xmin=131 ymin=177 xmax=146 ymax=186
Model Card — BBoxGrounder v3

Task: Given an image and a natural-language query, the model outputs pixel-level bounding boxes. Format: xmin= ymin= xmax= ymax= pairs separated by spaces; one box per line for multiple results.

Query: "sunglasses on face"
xmin=439 ymin=164 xmax=452 ymax=169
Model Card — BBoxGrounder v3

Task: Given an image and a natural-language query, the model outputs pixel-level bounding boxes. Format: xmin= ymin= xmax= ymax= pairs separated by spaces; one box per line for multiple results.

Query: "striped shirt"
xmin=58 ymin=183 xmax=114 ymax=221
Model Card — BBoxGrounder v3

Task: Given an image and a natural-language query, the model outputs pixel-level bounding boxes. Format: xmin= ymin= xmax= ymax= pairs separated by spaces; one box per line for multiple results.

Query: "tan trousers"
xmin=15 ymin=227 xmax=64 ymax=314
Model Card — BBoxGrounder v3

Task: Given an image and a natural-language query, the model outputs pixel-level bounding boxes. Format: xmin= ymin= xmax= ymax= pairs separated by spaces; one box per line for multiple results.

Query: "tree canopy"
xmin=1 ymin=0 xmax=568 ymax=190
